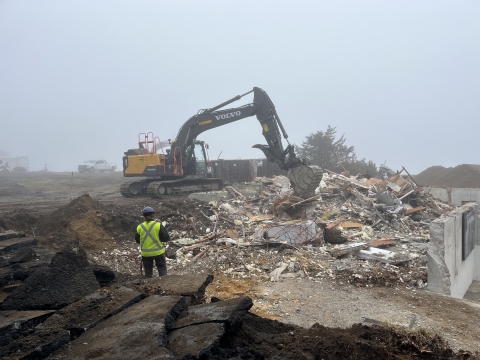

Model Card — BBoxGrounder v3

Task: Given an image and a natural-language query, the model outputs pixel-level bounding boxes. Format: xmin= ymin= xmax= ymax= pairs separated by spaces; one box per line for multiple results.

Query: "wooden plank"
xmin=326 ymin=216 xmax=345 ymax=229
xmin=405 ymin=206 xmax=425 ymax=215
xmin=369 ymin=238 xmax=398 ymax=248
xmin=340 ymin=221 xmax=363 ymax=229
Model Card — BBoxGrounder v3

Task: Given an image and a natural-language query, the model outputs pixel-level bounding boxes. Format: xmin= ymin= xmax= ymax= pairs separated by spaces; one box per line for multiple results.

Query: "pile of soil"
xmin=415 ymin=164 xmax=480 ymax=188
xmin=0 ymin=176 xmax=34 ymax=196
xmin=34 ymin=194 xmax=133 ymax=252
xmin=213 ymin=313 xmax=474 ymax=359
xmin=1 ymin=195 xmax=216 ymax=253
xmin=108 ymin=197 xmax=217 ymax=239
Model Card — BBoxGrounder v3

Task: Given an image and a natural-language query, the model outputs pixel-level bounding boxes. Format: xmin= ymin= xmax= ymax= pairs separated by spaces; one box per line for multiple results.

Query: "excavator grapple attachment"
xmin=287 ymin=165 xmax=323 ymax=199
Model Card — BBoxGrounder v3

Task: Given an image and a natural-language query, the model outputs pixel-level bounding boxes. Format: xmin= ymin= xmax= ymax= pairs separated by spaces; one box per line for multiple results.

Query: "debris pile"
xmin=92 ymin=168 xmax=458 ymax=289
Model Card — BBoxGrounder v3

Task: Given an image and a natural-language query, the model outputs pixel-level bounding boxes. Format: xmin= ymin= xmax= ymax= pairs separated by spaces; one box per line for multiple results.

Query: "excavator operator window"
xmin=194 ymin=143 xmax=207 ymax=173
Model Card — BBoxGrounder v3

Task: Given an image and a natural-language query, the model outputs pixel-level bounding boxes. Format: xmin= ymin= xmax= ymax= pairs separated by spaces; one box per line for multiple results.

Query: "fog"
xmin=1 ymin=1 xmax=479 ymax=173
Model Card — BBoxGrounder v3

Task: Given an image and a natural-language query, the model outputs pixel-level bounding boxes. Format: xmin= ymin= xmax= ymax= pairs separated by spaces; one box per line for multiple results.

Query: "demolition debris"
xmin=89 ymin=166 xmax=457 ymax=290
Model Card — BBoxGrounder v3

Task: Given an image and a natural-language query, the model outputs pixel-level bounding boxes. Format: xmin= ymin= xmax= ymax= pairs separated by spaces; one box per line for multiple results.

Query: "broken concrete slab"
xmin=0 ymin=310 xmax=55 ymax=346
xmin=8 ymin=247 xmax=35 ymax=263
xmin=0 ymin=237 xmax=37 ymax=255
xmin=271 ymin=176 xmax=290 ymax=189
xmin=353 ymin=247 xmax=411 ymax=265
xmin=173 ymin=296 xmax=253 ymax=329
xmin=231 ymin=183 xmax=263 ymax=198
xmin=129 ymin=274 xmax=213 ymax=305
xmin=364 ymin=310 xmax=416 ymax=329
xmin=427 ymin=202 xmax=478 ymax=298
xmin=51 ymin=295 xmax=186 ymax=360
xmin=188 ymin=191 xmax=231 ymax=202
xmin=0 ymin=327 xmax=70 ymax=360
xmin=0 ymin=241 xmax=99 ymax=310
xmin=0 ymin=232 xmax=25 ymax=241
xmin=464 ymin=280 xmax=480 ymax=302
xmin=327 ymin=242 xmax=369 ymax=258
xmin=168 ymin=322 xmax=224 ymax=359
xmin=40 ymin=286 xmax=144 ymax=338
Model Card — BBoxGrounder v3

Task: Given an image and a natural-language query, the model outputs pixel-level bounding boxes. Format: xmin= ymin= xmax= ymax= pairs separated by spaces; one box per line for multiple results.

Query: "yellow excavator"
xmin=120 ymin=87 xmax=323 ymax=199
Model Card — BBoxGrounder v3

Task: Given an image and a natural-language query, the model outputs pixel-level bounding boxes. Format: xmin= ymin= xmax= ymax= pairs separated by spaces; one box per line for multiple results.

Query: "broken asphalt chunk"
xmin=0 ymin=241 xmax=100 ymax=310
xmin=50 ymin=295 xmax=186 ymax=360
xmin=173 ymin=296 xmax=253 ymax=330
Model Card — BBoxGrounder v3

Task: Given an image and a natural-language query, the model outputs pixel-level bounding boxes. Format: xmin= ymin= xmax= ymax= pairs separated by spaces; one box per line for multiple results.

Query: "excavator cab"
xmin=184 ymin=141 xmax=209 ymax=176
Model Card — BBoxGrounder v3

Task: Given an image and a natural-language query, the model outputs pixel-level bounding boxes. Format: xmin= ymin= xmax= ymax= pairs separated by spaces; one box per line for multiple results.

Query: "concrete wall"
xmin=428 ymin=187 xmax=480 ymax=206
xmin=475 ymin=211 xmax=480 ymax=281
xmin=428 ymin=203 xmax=479 ymax=298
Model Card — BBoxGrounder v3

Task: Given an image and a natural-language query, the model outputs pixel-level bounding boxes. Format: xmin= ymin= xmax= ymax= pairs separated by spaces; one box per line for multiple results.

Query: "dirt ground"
xmin=1 ymin=171 xmax=480 ymax=356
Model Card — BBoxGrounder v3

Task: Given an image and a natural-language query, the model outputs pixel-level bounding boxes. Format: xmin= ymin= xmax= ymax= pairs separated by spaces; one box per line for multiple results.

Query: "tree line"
xmin=295 ymin=125 xmax=378 ymax=177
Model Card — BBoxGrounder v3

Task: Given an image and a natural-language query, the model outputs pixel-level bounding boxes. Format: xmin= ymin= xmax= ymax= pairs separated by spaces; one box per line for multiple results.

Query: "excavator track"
xmin=287 ymin=164 xmax=323 ymax=199
xmin=120 ymin=180 xmax=153 ymax=197
xmin=120 ymin=178 xmax=224 ymax=198
xmin=146 ymin=178 xmax=224 ymax=198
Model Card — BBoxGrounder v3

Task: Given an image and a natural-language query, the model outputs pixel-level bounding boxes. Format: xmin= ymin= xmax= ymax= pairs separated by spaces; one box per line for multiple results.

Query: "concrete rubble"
xmin=77 ymin=169 xmax=464 ymax=291
xmin=92 ymin=169 xmax=457 ymax=290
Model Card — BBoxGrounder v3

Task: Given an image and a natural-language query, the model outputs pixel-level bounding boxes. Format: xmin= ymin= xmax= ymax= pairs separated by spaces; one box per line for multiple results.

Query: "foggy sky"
xmin=1 ymin=1 xmax=479 ymax=173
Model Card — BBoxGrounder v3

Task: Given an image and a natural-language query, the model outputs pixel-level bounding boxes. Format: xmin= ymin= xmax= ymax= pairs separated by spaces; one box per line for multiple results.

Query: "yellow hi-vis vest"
xmin=137 ymin=220 xmax=165 ymax=257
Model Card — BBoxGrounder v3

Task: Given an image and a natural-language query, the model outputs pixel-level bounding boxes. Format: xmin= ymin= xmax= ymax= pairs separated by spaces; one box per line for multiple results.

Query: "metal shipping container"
xmin=211 ymin=158 xmax=286 ymax=183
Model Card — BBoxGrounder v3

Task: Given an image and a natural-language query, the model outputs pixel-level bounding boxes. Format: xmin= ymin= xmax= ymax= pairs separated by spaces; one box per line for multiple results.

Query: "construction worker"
xmin=135 ymin=206 xmax=170 ymax=277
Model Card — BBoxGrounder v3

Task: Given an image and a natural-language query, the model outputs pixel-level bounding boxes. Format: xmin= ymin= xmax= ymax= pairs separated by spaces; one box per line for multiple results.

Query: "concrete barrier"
xmin=428 ymin=187 xmax=480 ymax=206
xmin=427 ymin=203 xmax=480 ymax=298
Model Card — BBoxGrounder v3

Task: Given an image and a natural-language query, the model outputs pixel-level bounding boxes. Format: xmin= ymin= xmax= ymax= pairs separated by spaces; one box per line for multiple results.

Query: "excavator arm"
xmin=171 ymin=87 xmax=302 ymax=170
xmin=169 ymin=87 xmax=323 ymax=198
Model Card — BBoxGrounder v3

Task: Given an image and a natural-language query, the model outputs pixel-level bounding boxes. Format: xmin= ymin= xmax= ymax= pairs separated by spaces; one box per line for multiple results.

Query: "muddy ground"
xmin=1 ymin=171 xmax=479 ymax=356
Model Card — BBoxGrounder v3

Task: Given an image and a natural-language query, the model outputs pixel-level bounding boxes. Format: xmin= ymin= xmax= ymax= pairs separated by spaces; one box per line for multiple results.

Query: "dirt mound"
xmin=214 ymin=313 xmax=474 ymax=359
xmin=35 ymin=194 xmax=130 ymax=252
xmin=0 ymin=241 xmax=99 ymax=310
xmin=415 ymin=164 xmax=480 ymax=188
xmin=0 ymin=176 xmax=34 ymax=196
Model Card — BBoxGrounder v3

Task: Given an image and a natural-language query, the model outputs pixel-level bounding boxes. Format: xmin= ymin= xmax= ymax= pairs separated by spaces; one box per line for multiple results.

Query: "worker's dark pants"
xmin=142 ymin=254 xmax=167 ymax=277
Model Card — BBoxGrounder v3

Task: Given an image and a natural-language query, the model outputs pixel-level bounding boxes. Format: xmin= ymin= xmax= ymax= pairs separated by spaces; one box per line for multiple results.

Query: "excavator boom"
xmin=169 ymin=87 xmax=323 ymax=198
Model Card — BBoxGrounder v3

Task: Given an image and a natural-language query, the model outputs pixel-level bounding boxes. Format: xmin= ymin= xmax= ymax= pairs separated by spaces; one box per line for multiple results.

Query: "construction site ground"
xmin=1 ymin=171 xmax=479 ymax=357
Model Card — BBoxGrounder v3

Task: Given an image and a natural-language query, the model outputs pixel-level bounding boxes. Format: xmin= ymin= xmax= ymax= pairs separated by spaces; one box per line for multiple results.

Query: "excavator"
xmin=120 ymin=87 xmax=323 ymax=199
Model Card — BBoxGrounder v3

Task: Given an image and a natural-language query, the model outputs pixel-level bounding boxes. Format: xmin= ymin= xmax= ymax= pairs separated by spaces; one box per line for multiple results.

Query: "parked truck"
xmin=78 ymin=160 xmax=117 ymax=173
